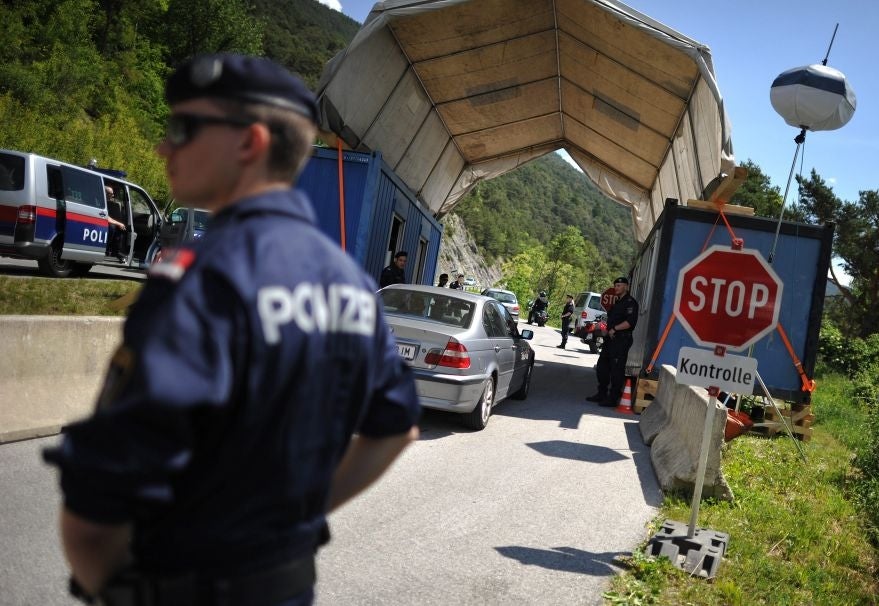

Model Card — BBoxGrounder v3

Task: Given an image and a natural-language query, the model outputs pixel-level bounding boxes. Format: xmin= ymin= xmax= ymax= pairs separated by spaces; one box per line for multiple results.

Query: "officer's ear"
xmin=239 ymin=122 xmax=272 ymax=163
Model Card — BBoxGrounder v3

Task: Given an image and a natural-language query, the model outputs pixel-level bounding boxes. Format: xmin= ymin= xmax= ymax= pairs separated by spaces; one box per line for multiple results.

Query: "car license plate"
xmin=396 ymin=342 xmax=418 ymax=361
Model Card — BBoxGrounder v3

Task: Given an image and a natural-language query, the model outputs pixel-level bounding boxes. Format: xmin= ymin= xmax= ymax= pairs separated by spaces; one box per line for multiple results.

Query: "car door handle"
xmin=494 ymin=345 xmax=500 ymax=352
xmin=99 ymin=212 xmax=107 ymax=217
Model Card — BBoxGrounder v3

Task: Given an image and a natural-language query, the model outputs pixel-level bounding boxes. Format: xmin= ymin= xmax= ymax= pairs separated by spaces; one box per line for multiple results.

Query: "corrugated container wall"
xmin=296 ymin=147 xmax=443 ymax=286
xmin=627 ymin=201 xmax=834 ymax=404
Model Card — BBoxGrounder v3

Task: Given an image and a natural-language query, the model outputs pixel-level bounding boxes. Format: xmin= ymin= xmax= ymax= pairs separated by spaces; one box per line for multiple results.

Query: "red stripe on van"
xmin=35 ymin=206 xmax=107 ymax=227
xmin=68 ymin=210 xmax=108 ymax=227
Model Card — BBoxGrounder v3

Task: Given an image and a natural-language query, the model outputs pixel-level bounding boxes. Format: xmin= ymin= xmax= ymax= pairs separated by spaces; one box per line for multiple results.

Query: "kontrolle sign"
xmin=674 ymin=246 xmax=783 ymax=350
xmin=676 ymin=347 xmax=758 ymax=394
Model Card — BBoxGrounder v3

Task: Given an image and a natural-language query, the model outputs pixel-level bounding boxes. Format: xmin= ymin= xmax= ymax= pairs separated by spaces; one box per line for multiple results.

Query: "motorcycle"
xmin=533 ymin=308 xmax=548 ymax=327
xmin=527 ymin=298 xmax=549 ymax=327
xmin=579 ymin=313 xmax=608 ymax=353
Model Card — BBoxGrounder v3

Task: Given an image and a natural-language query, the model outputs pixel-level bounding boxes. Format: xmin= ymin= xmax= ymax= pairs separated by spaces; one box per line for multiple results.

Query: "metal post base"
xmin=644 ymin=519 xmax=730 ymax=579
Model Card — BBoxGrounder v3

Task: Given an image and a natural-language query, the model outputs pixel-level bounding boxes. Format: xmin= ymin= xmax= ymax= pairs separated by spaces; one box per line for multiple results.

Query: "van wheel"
xmin=38 ymin=242 xmax=74 ymax=277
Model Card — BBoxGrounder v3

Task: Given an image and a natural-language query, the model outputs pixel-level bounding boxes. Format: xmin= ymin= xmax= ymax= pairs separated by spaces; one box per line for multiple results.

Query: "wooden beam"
xmin=686 ymin=198 xmax=755 ymax=216
xmin=707 ymin=165 xmax=748 ymax=203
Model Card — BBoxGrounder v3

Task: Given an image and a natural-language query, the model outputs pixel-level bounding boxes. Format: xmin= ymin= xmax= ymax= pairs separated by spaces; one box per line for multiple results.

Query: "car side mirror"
xmin=519 ymin=329 xmax=534 ymax=340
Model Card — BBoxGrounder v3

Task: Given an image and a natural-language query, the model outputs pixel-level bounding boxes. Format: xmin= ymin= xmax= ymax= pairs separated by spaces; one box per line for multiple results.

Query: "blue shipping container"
xmin=627 ymin=201 xmax=833 ymax=403
xmin=296 ymin=147 xmax=443 ymax=286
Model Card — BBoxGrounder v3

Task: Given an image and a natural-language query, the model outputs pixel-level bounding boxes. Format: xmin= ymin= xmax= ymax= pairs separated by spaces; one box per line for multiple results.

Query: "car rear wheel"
xmin=510 ymin=358 xmax=533 ymax=400
xmin=462 ymin=377 xmax=494 ymax=430
xmin=38 ymin=240 xmax=74 ymax=277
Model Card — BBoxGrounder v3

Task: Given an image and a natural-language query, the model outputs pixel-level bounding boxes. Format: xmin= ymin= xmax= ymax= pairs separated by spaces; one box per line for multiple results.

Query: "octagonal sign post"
xmin=674 ymin=245 xmax=783 ymax=351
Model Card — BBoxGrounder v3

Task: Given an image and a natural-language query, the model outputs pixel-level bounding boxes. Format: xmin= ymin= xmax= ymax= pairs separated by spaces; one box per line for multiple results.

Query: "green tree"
xmin=731 ymin=159 xmax=778 ymax=217
xmin=164 ymin=0 xmax=264 ymax=64
xmin=798 ymin=170 xmax=879 ymax=338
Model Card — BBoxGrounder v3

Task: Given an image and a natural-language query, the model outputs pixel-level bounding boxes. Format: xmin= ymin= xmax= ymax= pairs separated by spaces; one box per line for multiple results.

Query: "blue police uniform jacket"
xmin=606 ymin=293 xmax=639 ymax=332
xmin=45 ymin=189 xmax=421 ymax=577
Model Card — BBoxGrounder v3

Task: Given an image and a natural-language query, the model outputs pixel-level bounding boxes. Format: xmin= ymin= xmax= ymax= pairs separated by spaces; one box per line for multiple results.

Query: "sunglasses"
xmin=164 ymin=113 xmax=256 ymax=148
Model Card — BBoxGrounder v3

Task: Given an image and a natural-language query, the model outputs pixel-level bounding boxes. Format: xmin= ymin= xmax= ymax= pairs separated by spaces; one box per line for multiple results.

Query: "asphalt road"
xmin=0 ymin=257 xmax=147 ymax=281
xmin=0 ymin=323 xmax=661 ymax=605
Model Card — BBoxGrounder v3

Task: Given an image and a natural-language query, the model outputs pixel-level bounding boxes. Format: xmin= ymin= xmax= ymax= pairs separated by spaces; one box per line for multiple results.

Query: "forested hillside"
xmin=453 ymin=152 xmax=636 ymax=270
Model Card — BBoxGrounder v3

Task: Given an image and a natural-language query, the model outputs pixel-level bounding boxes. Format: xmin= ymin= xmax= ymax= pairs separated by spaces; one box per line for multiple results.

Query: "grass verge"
xmin=605 ymin=374 xmax=878 ymax=605
xmin=0 ymin=275 xmax=140 ymax=316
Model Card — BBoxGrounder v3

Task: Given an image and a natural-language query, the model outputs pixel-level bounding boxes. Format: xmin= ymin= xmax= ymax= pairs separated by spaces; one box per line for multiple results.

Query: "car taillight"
xmin=512 ymin=305 xmax=519 ymax=312
xmin=424 ymin=338 xmax=471 ymax=369
xmin=581 ymin=311 xmax=588 ymax=319
xmin=17 ymin=206 xmax=36 ymax=224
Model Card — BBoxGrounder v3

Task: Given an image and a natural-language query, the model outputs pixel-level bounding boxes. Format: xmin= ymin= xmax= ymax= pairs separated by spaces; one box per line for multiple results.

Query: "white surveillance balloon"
xmin=770 ymin=63 xmax=856 ymax=132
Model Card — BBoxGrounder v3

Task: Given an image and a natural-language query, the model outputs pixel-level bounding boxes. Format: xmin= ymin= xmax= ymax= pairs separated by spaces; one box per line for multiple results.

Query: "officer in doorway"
xmin=587 ymin=276 xmax=639 ymax=406
xmin=44 ymin=53 xmax=420 ymax=606
xmin=379 ymin=250 xmax=407 ymax=287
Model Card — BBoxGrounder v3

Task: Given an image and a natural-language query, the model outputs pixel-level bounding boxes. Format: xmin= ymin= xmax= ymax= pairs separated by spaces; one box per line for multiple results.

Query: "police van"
xmin=0 ymin=149 xmax=163 ymax=277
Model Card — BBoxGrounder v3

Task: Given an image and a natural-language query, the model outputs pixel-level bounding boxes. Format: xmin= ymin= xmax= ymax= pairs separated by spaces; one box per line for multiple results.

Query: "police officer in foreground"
xmin=44 ymin=53 xmax=421 ymax=606
xmin=587 ymin=276 xmax=639 ymax=406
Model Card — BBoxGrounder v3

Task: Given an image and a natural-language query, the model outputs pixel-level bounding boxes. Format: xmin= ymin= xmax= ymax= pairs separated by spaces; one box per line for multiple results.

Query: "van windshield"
xmin=0 ymin=153 xmax=25 ymax=191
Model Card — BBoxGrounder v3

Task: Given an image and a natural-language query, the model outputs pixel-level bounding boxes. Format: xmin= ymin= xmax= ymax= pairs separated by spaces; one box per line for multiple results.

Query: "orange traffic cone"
xmin=616 ymin=378 xmax=634 ymax=414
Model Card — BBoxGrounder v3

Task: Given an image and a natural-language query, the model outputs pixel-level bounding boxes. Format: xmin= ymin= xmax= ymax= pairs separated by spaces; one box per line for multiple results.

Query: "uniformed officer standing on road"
xmin=45 ymin=53 xmax=420 ymax=606
xmin=587 ymin=277 xmax=639 ymax=406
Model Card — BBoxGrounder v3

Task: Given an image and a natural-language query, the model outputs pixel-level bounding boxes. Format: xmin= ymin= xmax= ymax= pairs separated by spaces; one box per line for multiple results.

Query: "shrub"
xmin=852 ymin=407 xmax=879 ymax=546
xmin=817 ymin=320 xmax=879 ymax=376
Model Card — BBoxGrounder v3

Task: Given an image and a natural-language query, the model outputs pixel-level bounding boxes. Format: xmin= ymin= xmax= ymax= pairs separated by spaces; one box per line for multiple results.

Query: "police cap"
xmin=165 ymin=53 xmax=318 ymax=124
xmin=614 ymin=276 xmax=629 ymax=285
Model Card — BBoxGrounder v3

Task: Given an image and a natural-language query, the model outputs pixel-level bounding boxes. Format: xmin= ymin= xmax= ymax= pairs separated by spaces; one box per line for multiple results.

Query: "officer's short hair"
xmin=215 ymin=99 xmax=316 ymax=180
xmin=166 ymin=53 xmax=318 ymax=181
xmin=394 ymin=251 xmax=408 ymax=259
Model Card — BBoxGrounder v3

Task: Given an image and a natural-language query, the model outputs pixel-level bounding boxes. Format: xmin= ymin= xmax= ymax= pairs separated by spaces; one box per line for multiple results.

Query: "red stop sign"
xmin=674 ymin=246 xmax=783 ymax=350
xmin=600 ymin=287 xmax=618 ymax=311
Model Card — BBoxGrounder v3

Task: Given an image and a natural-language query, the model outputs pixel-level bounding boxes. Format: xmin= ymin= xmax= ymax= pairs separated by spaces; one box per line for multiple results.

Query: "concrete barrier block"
xmin=639 ymin=365 xmax=677 ymax=444
xmin=643 ymin=365 xmax=733 ymax=501
xmin=0 ymin=316 xmax=123 ymax=443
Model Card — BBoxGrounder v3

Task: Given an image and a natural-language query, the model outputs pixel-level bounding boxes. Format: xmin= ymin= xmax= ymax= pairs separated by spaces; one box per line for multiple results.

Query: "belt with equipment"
xmin=73 ymin=555 xmax=315 ymax=606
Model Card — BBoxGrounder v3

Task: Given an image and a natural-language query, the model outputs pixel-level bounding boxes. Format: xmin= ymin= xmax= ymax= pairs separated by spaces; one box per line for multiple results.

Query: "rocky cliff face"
xmin=434 ymin=213 xmax=502 ymax=290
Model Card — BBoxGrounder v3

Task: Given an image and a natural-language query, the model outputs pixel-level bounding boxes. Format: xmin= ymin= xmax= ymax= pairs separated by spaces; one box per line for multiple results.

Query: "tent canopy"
xmin=316 ymin=0 xmax=735 ymax=242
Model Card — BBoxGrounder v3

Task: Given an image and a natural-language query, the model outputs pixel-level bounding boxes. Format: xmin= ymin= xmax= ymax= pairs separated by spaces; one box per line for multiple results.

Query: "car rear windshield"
xmin=0 ymin=153 xmax=25 ymax=191
xmin=381 ymin=289 xmax=474 ymax=328
xmin=488 ymin=291 xmax=517 ymax=303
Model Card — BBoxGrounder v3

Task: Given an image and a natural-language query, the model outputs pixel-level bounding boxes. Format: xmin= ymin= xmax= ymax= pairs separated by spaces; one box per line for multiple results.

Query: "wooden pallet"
xmin=753 ymin=404 xmax=814 ymax=442
xmin=634 ymin=378 xmax=658 ymax=414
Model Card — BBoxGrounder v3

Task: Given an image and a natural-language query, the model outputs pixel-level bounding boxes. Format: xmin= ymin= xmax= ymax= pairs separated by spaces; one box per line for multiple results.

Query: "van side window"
xmin=588 ymin=296 xmax=604 ymax=311
xmin=0 ymin=153 xmax=25 ymax=191
xmin=128 ymin=187 xmax=152 ymax=215
xmin=60 ymin=165 xmax=104 ymax=209
xmin=47 ymin=167 xmax=63 ymax=199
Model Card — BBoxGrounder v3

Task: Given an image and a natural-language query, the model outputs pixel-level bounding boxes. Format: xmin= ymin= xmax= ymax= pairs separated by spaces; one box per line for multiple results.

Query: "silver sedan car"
xmin=379 ymin=285 xmax=535 ymax=430
xmin=480 ymin=288 xmax=521 ymax=321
